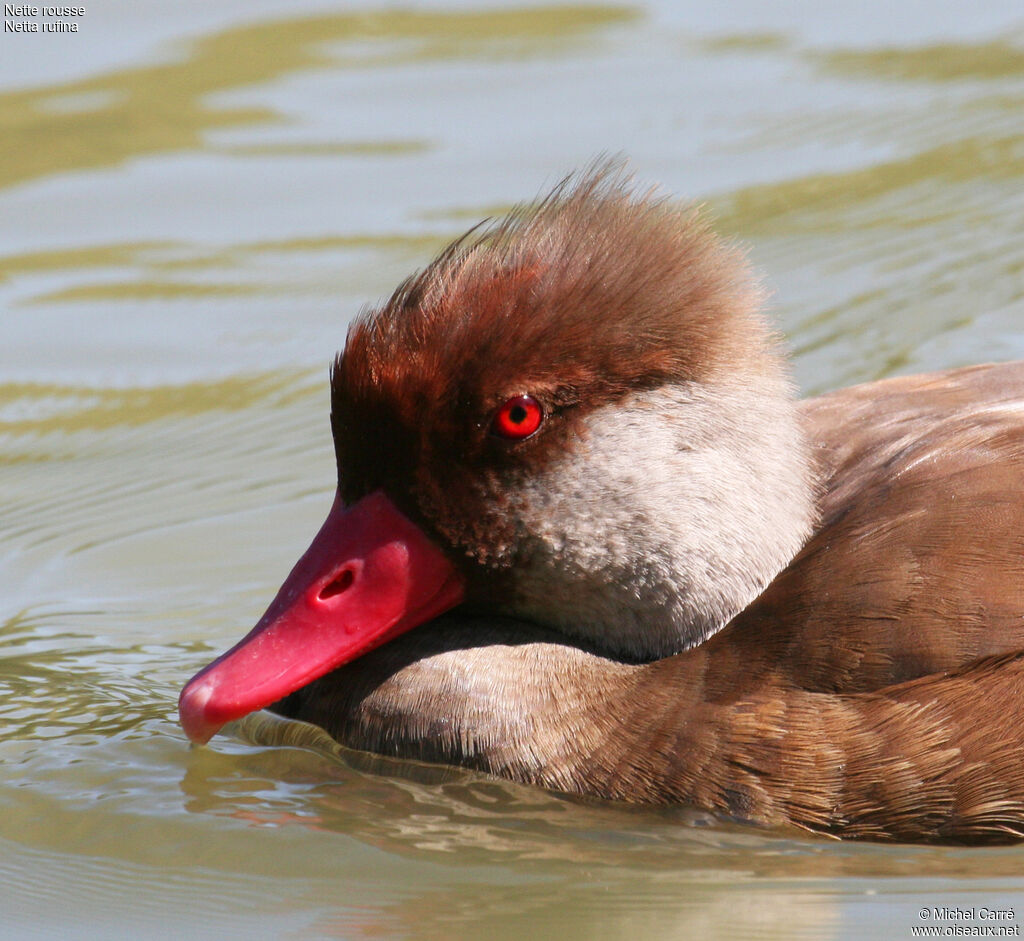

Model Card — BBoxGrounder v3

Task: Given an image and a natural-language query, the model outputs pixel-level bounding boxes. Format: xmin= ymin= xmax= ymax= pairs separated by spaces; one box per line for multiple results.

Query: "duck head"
xmin=179 ymin=168 xmax=816 ymax=744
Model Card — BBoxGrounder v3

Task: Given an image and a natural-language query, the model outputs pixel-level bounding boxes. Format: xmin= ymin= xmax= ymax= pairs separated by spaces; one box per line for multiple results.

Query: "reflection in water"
xmin=170 ymin=711 xmax=1024 ymax=939
xmin=0 ymin=6 xmax=636 ymax=191
xmin=818 ymin=39 xmax=1024 ymax=82
xmin=0 ymin=233 xmax=451 ymax=307
xmin=718 ymin=134 xmax=1024 ymax=233
xmin=0 ymin=372 xmax=305 ymax=435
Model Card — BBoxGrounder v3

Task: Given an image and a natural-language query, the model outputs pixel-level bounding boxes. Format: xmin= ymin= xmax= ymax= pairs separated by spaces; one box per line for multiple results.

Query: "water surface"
xmin=2 ymin=2 xmax=1024 ymax=938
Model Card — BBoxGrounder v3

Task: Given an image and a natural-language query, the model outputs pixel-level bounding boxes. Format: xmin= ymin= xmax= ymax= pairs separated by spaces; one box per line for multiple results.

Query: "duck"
xmin=180 ymin=166 xmax=1024 ymax=844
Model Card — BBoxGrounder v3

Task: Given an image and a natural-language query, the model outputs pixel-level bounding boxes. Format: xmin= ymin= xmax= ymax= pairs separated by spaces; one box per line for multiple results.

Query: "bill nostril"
xmin=318 ymin=568 xmax=355 ymax=601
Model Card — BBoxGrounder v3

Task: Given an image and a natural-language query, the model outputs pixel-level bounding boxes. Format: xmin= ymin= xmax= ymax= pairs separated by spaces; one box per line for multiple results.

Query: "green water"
xmin=2 ymin=2 xmax=1024 ymax=938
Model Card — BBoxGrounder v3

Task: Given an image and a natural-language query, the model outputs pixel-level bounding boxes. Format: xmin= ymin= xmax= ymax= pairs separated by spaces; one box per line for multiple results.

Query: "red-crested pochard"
xmin=180 ymin=168 xmax=1024 ymax=844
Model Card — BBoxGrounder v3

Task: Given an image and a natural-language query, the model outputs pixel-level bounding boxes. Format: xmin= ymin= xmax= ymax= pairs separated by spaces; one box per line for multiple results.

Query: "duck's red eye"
xmin=491 ymin=394 xmax=543 ymax=440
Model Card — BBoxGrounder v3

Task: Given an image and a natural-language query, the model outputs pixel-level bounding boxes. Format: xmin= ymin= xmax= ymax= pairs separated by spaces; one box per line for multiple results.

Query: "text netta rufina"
xmin=180 ymin=169 xmax=1024 ymax=844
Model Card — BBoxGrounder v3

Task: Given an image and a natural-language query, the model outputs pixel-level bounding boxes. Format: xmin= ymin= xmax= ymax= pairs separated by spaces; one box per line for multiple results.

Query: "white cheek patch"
xmin=504 ymin=380 xmax=816 ymax=659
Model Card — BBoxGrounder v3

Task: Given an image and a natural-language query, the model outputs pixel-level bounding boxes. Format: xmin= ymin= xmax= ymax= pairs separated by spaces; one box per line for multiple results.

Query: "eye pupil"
xmin=508 ymin=405 xmax=527 ymax=424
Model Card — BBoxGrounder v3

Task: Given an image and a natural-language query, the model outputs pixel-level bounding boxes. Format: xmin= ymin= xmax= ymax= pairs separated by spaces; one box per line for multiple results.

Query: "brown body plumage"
xmin=277 ymin=362 xmax=1024 ymax=843
xmin=183 ymin=167 xmax=1024 ymax=843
